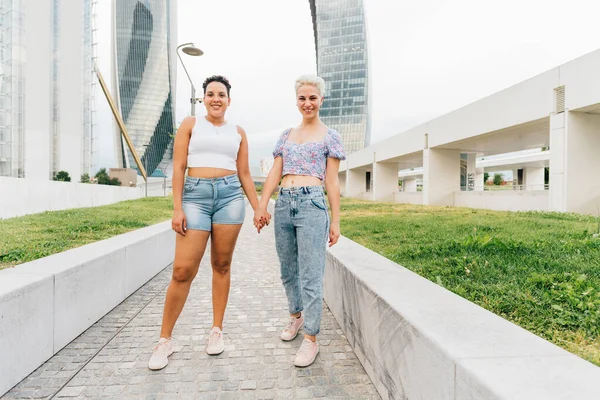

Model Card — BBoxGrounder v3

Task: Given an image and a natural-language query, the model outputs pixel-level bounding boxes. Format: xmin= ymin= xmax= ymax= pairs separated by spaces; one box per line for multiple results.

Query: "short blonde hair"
xmin=295 ymin=74 xmax=325 ymax=97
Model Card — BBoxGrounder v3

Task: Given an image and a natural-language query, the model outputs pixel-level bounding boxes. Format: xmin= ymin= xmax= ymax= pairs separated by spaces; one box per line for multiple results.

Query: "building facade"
xmin=0 ymin=0 xmax=95 ymax=179
xmin=309 ymin=0 xmax=371 ymax=154
xmin=113 ymin=0 xmax=177 ymax=177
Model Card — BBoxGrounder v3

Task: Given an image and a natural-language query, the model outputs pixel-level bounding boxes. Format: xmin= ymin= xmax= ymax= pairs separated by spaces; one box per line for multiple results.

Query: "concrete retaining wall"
xmin=324 ymin=236 xmax=600 ymax=400
xmin=0 ymin=221 xmax=175 ymax=396
xmin=454 ymin=190 xmax=549 ymax=212
xmin=0 ymin=176 xmax=145 ymax=219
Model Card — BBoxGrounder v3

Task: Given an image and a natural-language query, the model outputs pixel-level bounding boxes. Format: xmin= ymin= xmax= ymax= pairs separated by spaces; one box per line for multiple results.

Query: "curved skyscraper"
xmin=113 ymin=0 xmax=176 ymax=177
xmin=309 ymin=0 xmax=371 ymax=153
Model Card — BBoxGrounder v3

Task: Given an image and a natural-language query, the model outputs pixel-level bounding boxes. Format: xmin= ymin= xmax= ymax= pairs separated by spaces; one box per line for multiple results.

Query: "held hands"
xmin=329 ymin=221 xmax=340 ymax=247
xmin=253 ymin=208 xmax=272 ymax=233
xmin=172 ymin=209 xmax=187 ymax=236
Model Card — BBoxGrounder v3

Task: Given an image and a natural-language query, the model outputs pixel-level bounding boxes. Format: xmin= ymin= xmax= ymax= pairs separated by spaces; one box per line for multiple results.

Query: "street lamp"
xmin=143 ymin=143 xmax=150 ymax=197
xmin=176 ymin=42 xmax=203 ymax=116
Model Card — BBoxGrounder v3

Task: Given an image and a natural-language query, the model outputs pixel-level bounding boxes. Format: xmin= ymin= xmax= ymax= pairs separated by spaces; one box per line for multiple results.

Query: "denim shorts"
xmin=181 ymin=174 xmax=246 ymax=231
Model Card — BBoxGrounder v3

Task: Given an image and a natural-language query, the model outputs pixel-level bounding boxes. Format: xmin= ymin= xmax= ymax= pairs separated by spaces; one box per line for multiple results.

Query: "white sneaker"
xmin=206 ymin=327 xmax=225 ymax=355
xmin=148 ymin=337 xmax=175 ymax=370
xmin=294 ymin=338 xmax=319 ymax=367
xmin=281 ymin=315 xmax=304 ymax=341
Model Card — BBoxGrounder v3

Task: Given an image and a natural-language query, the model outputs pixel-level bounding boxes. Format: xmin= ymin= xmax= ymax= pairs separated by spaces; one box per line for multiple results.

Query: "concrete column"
xmin=24 ymin=0 xmax=52 ymax=179
xmin=346 ymin=168 xmax=363 ymax=198
xmin=403 ymin=177 xmax=418 ymax=192
xmin=552 ymin=111 xmax=600 ymax=214
xmin=58 ymin=0 xmax=84 ymax=179
xmin=373 ymin=162 xmax=398 ymax=202
xmin=423 ymin=148 xmax=461 ymax=206
xmin=475 ymin=168 xmax=484 ymax=191
xmin=549 ymin=113 xmax=566 ymax=211
xmin=512 ymin=169 xmax=519 ymax=189
xmin=524 ymin=167 xmax=545 ymax=190
xmin=338 ymin=172 xmax=347 ymax=196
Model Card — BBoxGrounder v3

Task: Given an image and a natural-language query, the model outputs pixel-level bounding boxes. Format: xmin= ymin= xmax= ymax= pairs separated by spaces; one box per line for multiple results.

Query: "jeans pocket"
xmin=310 ymin=198 xmax=327 ymax=211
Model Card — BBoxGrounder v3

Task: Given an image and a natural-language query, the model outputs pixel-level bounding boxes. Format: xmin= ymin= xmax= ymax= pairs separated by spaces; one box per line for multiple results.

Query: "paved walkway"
xmin=4 ymin=206 xmax=380 ymax=400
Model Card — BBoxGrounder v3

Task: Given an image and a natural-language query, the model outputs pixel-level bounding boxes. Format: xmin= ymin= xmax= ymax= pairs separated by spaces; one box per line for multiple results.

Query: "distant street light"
xmin=177 ymin=43 xmax=203 ymax=116
xmin=143 ymin=143 xmax=150 ymax=197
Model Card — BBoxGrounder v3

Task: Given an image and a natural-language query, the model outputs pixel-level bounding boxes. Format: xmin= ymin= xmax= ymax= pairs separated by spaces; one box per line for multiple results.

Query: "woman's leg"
xmin=296 ymin=195 xmax=329 ymax=339
xmin=274 ymin=201 xmax=303 ymax=317
xmin=209 ymin=223 xmax=243 ymax=329
xmin=160 ymin=230 xmax=210 ymax=338
xmin=149 ymin=229 xmax=210 ymax=370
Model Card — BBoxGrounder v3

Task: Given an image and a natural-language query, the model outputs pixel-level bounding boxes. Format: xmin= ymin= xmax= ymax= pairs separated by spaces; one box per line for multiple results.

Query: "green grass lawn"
xmin=2 ymin=195 xmax=598 ymax=365
xmin=339 ymin=198 xmax=600 ymax=366
xmin=0 ymin=197 xmax=173 ymax=270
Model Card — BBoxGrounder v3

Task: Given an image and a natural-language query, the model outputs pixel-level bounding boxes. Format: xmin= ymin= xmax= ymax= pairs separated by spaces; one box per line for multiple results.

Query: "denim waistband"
xmin=279 ymin=186 xmax=324 ymax=195
xmin=185 ymin=174 xmax=238 ymax=184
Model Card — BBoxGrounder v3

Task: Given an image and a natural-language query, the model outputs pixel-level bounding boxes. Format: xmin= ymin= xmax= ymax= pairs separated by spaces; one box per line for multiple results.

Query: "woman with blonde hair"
xmin=148 ymin=75 xmax=261 ymax=370
xmin=254 ymin=74 xmax=346 ymax=367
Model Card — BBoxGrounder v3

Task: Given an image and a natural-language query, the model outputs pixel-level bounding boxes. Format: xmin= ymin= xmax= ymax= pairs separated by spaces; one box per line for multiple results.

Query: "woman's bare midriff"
xmin=188 ymin=167 xmax=237 ymax=178
xmin=280 ymin=174 xmax=323 ymax=188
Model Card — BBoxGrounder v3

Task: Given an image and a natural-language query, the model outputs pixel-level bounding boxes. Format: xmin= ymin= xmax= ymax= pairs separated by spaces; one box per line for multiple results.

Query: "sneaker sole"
xmin=206 ymin=348 xmax=225 ymax=356
xmin=281 ymin=322 xmax=304 ymax=342
xmin=148 ymin=348 xmax=175 ymax=371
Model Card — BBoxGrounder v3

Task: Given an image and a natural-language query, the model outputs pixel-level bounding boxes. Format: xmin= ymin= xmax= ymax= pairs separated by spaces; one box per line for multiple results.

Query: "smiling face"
xmin=203 ymin=81 xmax=231 ymax=119
xmin=296 ymin=84 xmax=323 ymax=120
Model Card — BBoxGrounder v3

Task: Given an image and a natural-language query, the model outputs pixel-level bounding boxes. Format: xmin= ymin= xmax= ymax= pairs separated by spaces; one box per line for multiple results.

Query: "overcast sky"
xmin=95 ymin=0 xmax=600 ymax=172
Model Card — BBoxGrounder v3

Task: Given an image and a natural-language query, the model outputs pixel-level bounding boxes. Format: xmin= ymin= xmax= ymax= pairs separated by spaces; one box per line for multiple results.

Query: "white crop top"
xmin=187 ymin=117 xmax=241 ymax=170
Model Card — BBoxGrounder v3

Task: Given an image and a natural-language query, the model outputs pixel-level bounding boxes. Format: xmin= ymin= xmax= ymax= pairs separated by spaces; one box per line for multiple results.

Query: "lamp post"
xmin=143 ymin=143 xmax=150 ymax=197
xmin=176 ymin=43 xmax=203 ymax=116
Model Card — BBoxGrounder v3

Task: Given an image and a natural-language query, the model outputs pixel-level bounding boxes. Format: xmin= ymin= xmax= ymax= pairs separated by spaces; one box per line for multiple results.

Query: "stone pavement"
xmin=4 ymin=205 xmax=380 ymax=400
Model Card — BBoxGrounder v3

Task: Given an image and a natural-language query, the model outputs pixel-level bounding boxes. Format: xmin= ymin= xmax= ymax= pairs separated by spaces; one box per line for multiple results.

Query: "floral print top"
xmin=272 ymin=128 xmax=346 ymax=180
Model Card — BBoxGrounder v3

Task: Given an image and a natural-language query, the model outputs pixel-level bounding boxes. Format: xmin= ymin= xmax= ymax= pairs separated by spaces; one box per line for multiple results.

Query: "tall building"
xmin=0 ymin=0 xmax=94 ymax=180
xmin=309 ymin=0 xmax=371 ymax=154
xmin=0 ymin=0 xmax=95 ymax=179
xmin=0 ymin=0 xmax=25 ymax=177
xmin=113 ymin=0 xmax=177 ymax=177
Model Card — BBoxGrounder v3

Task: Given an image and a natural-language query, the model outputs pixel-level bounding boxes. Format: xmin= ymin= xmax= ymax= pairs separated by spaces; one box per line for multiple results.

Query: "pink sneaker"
xmin=281 ymin=315 xmax=304 ymax=341
xmin=148 ymin=337 xmax=175 ymax=370
xmin=206 ymin=327 xmax=225 ymax=355
xmin=294 ymin=338 xmax=319 ymax=367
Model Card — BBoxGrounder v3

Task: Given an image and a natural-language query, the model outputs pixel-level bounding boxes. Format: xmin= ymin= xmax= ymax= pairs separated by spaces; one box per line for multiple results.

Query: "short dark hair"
xmin=202 ymin=75 xmax=231 ymax=97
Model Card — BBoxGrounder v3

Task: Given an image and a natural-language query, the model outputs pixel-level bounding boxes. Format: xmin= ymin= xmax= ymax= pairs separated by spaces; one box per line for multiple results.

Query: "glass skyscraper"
xmin=113 ymin=0 xmax=176 ymax=177
xmin=0 ymin=0 xmax=94 ymax=179
xmin=0 ymin=0 xmax=25 ymax=177
xmin=309 ymin=0 xmax=371 ymax=153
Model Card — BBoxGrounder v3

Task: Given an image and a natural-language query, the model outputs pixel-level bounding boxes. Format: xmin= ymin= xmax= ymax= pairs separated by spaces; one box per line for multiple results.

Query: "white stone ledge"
xmin=0 ymin=221 xmax=175 ymax=396
xmin=324 ymin=236 xmax=600 ymax=400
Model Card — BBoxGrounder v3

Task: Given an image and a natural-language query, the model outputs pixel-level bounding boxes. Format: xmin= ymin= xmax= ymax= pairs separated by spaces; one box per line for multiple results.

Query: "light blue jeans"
xmin=274 ymin=186 xmax=330 ymax=336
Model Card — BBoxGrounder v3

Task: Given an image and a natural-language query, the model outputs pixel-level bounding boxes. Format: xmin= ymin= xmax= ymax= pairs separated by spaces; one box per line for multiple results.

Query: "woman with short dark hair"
xmin=149 ymin=75 xmax=261 ymax=370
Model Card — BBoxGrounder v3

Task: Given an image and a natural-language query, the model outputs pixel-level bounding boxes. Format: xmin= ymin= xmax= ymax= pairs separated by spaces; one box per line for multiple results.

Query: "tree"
xmin=484 ymin=172 xmax=490 ymax=184
xmin=80 ymin=173 xmax=90 ymax=183
xmin=53 ymin=170 xmax=71 ymax=182
xmin=493 ymin=173 xmax=504 ymax=186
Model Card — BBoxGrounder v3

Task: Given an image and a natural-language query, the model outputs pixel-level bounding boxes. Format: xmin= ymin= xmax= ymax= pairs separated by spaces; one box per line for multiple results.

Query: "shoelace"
xmin=297 ymin=340 xmax=314 ymax=358
xmin=153 ymin=340 xmax=171 ymax=355
xmin=208 ymin=330 xmax=221 ymax=346
xmin=284 ymin=317 xmax=297 ymax=333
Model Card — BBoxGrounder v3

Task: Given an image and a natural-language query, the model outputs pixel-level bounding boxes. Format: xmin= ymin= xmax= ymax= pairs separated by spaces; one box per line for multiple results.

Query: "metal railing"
xmin=459 ymin=184 xmax=550 ymax=191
